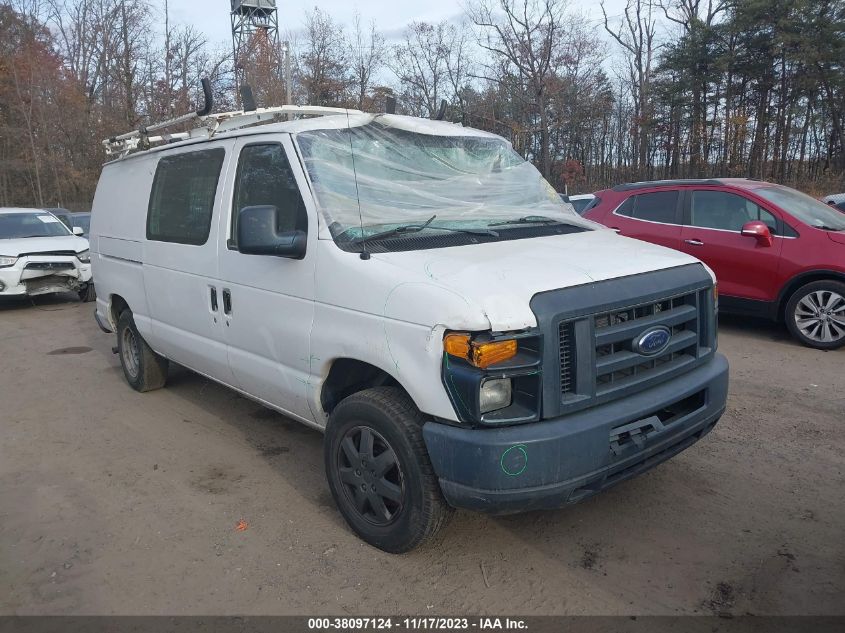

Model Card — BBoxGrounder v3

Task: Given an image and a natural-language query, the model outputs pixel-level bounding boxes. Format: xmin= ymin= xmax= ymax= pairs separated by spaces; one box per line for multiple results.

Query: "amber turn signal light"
xmin=443 ymin=333 xmax=472 ymax=358
xmin=471 ymin=339 xmax=517 ymax=368
xmin=444 ymin=333 xmax=518 ymax=368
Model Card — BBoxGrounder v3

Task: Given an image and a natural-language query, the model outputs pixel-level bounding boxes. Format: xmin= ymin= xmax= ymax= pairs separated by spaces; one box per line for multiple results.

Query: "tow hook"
xmin=112 ymin=346 xmax=119 ymax=355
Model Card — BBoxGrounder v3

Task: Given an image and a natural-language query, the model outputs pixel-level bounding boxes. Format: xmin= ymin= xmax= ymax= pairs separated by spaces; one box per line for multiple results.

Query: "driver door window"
xmin=230 ymin=143 xmax=307 ymax=248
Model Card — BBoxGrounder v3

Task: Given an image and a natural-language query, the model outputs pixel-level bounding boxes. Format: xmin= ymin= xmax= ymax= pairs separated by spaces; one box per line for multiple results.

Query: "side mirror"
xmin=237 ymin=205 xmax=306 ymax=259
xmin=740 ymin=220 xmax=773 ymax=247
xmin=72 ymin=226 xmax=84 ymax=236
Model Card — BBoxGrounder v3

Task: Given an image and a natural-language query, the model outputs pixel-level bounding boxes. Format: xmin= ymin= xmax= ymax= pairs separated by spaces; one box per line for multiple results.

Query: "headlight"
xmin=76 ymin=250 xmax=90 ymax=263
xmin=442 ymin=330 xmax=542 ymax=426
xmin=479 ymin=378 xmax=512 ymax=414
xmin=0 ymin=255 xmax=18 ymax=268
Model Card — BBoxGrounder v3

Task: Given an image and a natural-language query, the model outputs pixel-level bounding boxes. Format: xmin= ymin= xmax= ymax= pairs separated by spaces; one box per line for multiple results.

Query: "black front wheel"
xmin=324 ymin=387 xmax=452 ymax=553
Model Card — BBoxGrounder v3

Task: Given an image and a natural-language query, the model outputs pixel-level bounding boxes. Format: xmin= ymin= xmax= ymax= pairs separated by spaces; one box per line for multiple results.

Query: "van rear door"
xmin=142 ymin=143 xmax=234 ymax=382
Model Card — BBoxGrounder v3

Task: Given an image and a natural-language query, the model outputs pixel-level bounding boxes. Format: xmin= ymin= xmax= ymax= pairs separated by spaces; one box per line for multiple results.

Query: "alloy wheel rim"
xmin=337 ymin=426 xmax=405 ymax=526
xmin=794 ymin=290 xmax=845 ymax=343
xmin=122 ymin=328 xmax=141 ymax=378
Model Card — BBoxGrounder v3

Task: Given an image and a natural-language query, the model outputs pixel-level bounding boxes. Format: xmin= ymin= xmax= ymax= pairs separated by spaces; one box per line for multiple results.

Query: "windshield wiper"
xmin=817 ymin=225 xmax=844 ymax=232
xmin=349 ymin=215 xmax=499 ymax=244
xmin=487 ymin=215 xmax=564 ymax=227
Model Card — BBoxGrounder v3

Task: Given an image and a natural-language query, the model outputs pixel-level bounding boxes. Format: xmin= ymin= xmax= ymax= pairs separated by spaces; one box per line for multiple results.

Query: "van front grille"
xmin=591 ymin=291 xmax=701 ymax=395
xmin=529 ymin=264 xmax=716 ymax=420
xmin=25 ymin=262 xmax=75 ymax=271
xmin=552 ymin=286 xmax=713 ymax=414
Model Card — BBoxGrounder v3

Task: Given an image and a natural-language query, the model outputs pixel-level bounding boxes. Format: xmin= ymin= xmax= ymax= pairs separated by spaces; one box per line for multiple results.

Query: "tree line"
xmin=1 ymin=0 xmax=843 ymax=210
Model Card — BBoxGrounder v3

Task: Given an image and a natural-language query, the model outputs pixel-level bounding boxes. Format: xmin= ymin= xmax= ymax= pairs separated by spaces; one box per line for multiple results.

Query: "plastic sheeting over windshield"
xmin=295 ymin=115 xmax=579 ymax=240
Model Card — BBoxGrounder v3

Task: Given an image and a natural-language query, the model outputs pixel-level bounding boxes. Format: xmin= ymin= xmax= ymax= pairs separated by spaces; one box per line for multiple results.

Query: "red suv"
xmin=584 ymin=179 xmax=845 ymax=349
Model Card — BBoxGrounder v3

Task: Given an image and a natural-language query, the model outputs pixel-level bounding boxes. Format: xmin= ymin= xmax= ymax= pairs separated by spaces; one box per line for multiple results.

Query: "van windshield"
xmin=295 ymin=117 xmax=579 ymax=244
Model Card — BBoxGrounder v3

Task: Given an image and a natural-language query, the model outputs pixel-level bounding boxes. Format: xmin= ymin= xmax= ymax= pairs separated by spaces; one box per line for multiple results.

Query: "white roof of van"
xmin=105 ymin=113 xmax=502 ymax=164
xmin=271 ymin=113 xmax=500 ymax=138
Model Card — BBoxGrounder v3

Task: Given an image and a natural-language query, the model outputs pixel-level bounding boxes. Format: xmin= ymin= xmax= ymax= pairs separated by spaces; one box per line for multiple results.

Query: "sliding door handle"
xmin=210 ymin=287 xmax=218 ymax=312
xmin=222 ymin=289 xmax=232 ymax=315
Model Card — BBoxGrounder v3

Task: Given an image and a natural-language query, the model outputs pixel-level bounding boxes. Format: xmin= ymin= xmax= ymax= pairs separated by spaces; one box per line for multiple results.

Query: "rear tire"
xmin=116 ymin=310 xmax=168 ymax=391
xmin=324 ymin=387 xmax=452 ymax=553
xmin=785 ymin=280 xmax=845 ymax=350
xmin=78 ymin=282 xmax=96 ymax=303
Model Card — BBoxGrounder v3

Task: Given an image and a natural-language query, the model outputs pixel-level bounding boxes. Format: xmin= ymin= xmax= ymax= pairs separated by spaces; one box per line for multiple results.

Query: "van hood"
xmin=0 ymin=235 xmax=89 ymax=256
xmin=373 ymin=229 xmax=710 ymax=331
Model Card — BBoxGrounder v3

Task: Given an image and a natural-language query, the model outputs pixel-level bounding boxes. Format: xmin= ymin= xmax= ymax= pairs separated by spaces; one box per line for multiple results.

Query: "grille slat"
xmin=25 ymin=262 xmax=75 ymax=271
xmin=594 ymin=304 xmax=697 ymax=346
xmin=559 ymin=322 xmax=575 ymax=395
xmin=595 ymin=355 xmax=697 ymax=396
xmin=595 ymin=330 xmax=698 ymax=375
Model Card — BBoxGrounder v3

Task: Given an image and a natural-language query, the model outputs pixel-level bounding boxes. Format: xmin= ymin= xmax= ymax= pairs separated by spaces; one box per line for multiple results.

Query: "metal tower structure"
xmin=230 ymin=0 xmax=280 ymax=95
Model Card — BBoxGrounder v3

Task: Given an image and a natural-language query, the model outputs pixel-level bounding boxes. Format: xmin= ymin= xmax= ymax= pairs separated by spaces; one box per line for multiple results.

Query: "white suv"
xmin=91 ymin=106 xmax=729 ymax=552
xmin=0 ymin=208 xmax=94 ymax=301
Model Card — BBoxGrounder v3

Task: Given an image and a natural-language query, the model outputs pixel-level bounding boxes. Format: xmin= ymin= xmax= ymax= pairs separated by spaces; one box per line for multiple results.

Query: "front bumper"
xmin=423 ymin=353 xmax=729 ymax=514
xmin=0 ymin=258 xmax=92 ymax=297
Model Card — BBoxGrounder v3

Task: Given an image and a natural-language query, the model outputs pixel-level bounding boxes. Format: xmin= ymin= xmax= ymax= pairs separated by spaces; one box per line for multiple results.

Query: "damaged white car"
xmin=0 ymin=208 xmax=94 ymax=302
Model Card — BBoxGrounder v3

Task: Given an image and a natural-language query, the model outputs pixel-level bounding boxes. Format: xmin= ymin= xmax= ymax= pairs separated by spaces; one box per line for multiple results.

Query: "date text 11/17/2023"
xmin=307 ymin=617 xmax=529 ymax=631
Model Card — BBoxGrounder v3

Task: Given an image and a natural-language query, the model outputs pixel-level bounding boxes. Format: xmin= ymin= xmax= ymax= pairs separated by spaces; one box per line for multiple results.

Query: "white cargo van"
xmin=91 ymin=97 xmax=728 ymax=552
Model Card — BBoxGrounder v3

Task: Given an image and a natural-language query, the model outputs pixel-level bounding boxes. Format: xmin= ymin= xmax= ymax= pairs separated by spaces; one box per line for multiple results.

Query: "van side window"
xmin=231 ymin=144 xmax=307 ymax=247
xmin=616 ymin=191 xmax=679 ymax=224
xmin=146 ymin=148 xmax=225 ymax=245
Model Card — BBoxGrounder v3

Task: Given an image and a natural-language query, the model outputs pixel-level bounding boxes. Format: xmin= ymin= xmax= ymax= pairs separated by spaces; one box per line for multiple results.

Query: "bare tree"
xmin=467 ymin=0 xmax=570 ymax=177
xmin=391 ymin=21 xmax=451 ymax=118
xmin=349 ymin=12 xmax=386 ymax=109
xmin=444 ymin=22 xmax=475 ymax=122
xmin=602 ymin=0 xmax=658 ymax=178
xmin=657 ymin=0 xmax=729 ymax=31
xmin=299 ymin=7 xmax=350 ymax=107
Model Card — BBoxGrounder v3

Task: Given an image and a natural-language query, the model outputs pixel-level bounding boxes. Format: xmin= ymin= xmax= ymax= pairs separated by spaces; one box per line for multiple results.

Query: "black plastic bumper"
xmin=422 ymin=353 xmax=729 ymax=514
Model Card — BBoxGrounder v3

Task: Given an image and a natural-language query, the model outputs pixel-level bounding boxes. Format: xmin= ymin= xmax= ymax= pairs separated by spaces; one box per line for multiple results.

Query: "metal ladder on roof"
xmin=102 ymin=79 xmax=363 ymax=158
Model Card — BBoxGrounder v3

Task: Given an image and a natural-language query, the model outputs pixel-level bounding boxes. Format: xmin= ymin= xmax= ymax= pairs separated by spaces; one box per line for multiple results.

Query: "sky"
xmin=163 ymin=0 xmax=634 ymax=49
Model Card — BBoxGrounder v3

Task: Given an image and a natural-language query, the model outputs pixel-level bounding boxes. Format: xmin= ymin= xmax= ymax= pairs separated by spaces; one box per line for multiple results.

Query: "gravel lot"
xmin=1 ymin=294 xmax=843 ymax=616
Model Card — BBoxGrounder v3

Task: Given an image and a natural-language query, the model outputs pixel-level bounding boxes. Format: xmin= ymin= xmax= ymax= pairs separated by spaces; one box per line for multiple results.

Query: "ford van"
xmin=91 ymin=100 xmax=729 ymax=552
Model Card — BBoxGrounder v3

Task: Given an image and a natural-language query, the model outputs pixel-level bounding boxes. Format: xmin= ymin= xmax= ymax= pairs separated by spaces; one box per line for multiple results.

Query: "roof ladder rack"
xmin=103 ymin=78 xmax=363 ymax=157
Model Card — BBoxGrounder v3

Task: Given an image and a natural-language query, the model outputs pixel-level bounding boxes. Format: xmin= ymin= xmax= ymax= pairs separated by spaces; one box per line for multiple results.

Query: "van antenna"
xmin=345 ymin=109 xmax=370 ymax=260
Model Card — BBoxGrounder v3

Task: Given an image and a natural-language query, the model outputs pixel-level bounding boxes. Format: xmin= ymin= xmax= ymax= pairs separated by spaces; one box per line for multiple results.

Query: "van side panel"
xmin=90 ymin=158 xmax=156 ymax=339
xmin=141 ymin=142 xmax=234 ymax=382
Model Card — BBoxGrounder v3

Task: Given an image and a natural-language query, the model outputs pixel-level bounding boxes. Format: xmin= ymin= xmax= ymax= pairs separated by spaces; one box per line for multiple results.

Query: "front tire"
xmin=324 ymin=387 xmax=452 ymax=553
xmin=116 ymin=310 xmax=169 ymax=391
xmin=785 ymin=280 xmax=845 ymax=350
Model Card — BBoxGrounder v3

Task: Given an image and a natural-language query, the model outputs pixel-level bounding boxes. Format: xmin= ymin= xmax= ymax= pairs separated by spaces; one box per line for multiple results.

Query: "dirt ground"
xmin=0 ymin=293 xmax=843 ymax=616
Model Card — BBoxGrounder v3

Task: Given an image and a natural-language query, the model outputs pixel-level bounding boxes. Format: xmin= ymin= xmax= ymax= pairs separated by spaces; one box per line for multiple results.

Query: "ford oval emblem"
xmin=633 ymin=326 xmax=671 ymax=356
